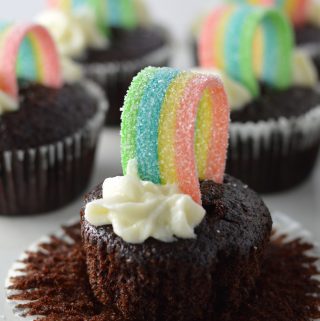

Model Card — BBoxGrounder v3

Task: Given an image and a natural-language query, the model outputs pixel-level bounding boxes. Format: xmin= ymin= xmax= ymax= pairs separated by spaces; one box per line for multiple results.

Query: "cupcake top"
xmin=35 ymin=0 xmax=160 ymax=63
xmin=197 ymin=4 xmax=320 ymax=119
xmin=85 ymin=67 xmax=231 ymax=244
xmin=0 ymin=23 xmax=102 ymax=152
xmin=0 ymin=82 xmax=98 ymax=151
xmin=83 ymin=174 xmax=271 ymax=262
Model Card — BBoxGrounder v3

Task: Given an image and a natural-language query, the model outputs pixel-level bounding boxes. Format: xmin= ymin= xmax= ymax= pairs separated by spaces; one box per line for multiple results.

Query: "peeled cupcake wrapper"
xmin=0 ymin=80 xmax=108 ymax=215
xmin=228 ymin=102 xmax=320 ymax=191
xmin=4 ymin=212 xmax=320 ymax=321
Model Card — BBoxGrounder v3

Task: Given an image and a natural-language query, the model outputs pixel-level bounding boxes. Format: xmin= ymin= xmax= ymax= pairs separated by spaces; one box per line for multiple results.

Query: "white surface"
xmin=1 ymin=129 xmax=320 ymax=319
xmin=5 ymin=212 xmax=320 ymax=321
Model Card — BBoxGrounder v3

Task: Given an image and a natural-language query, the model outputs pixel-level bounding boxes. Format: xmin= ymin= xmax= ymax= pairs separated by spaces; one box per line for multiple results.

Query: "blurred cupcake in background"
xmin=197 ymin=4 xmax=320 ymax=193
xmin=0 ymin=23 xmax=107 ymax=216
xmin=191 ymin=0 xmax=320 ymax=75
xmin=36 ymin=0 xmax=171 ymax=126
xmin=288 ymin=0 xmax=320 ymax=74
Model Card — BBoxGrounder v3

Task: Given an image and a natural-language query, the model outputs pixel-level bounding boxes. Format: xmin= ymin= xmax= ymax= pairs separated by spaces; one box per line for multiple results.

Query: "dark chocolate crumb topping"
xmin=231 ymin=84 xmax=320 ymax=123
xmin=0 ymin=81 xmax=98 ymax=151
xmin=7 ymin=223 xmax=320 ymax=321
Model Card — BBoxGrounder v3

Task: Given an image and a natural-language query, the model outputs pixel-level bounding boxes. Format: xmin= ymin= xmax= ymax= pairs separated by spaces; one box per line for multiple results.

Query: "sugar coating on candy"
xmin=158 ymin=72 xmax=194 ymax=184
xmin=175 ymin=74 xmax=229 ymax=203
xmin=198 ymin=5 xmax=293 ymax=96
xmin=136 ymin=68 xmax=179 ymax=183
xmin=121 ymin=67 xmax=230 ymax=204
xmin=0 ymin=24 xmax=62 ymax=101
xmin=195 ymin=89 xmax=214 ymax=180
xmin=121 ymin=67 xmax=158 ymax=174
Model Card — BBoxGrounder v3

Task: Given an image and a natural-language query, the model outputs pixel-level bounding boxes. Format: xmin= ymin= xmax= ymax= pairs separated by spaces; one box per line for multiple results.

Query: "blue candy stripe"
xmin=136 ymin=68 xmax=180 ymax=183
xmin=17 ymin=36 xmax=37 ymax=82
xmin=225 ymin=6 xmax=253 ymax=86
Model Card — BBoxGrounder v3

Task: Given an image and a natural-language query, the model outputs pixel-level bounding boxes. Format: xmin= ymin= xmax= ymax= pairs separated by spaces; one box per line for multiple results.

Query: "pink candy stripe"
xmin=175 ymin=75 xmax=229 ymax=204
xmin=198 ymin=5 xmax=228 ymax=68
xmin=47 ymin=0 xmax=60 ymax=8
xmin=0 ymin=24 xmax=62 ymax=99
xmin=205 ymin=81 xmax=229 ymax=183
xmin=32 ymin=26 xmax=62 ymax=88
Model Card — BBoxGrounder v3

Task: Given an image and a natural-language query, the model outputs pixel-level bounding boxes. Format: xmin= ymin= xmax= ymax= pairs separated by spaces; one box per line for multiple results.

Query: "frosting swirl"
xmin=0 ymin=92 xmax=18 ymax=116
xmin=35 ymin=9 xmax=107 ymax=58
xmin=85 ymin=160 xmax=205 ymax=244
xmin=293 ymin=49 xmax=318 ymax=87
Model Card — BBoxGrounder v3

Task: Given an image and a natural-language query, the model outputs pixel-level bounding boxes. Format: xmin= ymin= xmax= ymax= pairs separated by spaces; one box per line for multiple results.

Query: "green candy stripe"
xmin=121 ymin=67 xmax=158 ymax=174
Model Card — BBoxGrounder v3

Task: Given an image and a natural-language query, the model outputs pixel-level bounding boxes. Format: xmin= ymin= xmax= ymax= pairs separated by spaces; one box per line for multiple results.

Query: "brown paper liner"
xmin=5 ymin=213 xmax=320 ymax=321
xmin=0 ymin=81 xmax=108 ymax=216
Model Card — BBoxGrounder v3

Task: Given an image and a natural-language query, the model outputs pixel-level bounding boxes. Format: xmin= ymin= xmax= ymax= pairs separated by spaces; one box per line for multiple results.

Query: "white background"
xmin=1 ymin=0 xmax=320 ymax=319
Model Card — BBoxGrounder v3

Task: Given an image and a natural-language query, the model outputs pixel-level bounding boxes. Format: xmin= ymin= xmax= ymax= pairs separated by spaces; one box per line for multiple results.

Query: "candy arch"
xmin=199 ymin=5 xmax=293 ymax=96
xmin=48 ymin=0 xmax=138 ymax=30
xmin=0 ymin=24 xmax=62 ymax=100
xmin=121 ymin=67 xmax=229 ymax=204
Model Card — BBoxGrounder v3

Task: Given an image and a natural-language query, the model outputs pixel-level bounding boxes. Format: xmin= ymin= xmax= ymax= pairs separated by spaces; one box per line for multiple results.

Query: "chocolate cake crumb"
xmin=8 ymin=223 xmax=320 ymax=321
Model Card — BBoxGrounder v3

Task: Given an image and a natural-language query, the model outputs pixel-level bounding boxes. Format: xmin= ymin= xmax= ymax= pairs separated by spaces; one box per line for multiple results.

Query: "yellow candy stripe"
xmin=195 ymin=89 xmax=214 ymax=180
xmin=158 ymin=72 xmax=194 ymax=184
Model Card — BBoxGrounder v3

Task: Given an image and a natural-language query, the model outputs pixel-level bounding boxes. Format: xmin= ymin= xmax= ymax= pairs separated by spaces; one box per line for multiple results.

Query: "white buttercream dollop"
xmin=35 ymin=9 xmax=107 ymax=58
xmin=85 ymin=160 xmax=205 ymax=244
xmin=0 ymin=92 xmax=18 ymax=116
xmin=293 ymin=49 xmax=319 ymax=87
xmin=60 ymin=57 xmax=84 ymax=83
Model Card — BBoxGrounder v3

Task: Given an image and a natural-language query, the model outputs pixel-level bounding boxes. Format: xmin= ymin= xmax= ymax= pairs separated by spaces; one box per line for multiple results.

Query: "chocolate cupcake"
xmin=81 ymin=176 xmax=272 ymax=321
xmin=36 ymin=0 xmax=171 ymax=126
xmin=6 ymin=212 xmax=320 ymax=321
xmin=197 ymin=5 xmax=320 ymax=193
xmin=79 ymin=67 xmax=273 ymax=320
xmin=0 ymin=23 xmax=107 ymax=215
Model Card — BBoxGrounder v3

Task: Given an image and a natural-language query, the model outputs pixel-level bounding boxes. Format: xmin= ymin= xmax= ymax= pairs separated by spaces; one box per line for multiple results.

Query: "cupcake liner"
xmin=227 ymin=104 xmax=320 ymax=193
xmin=83 ymin=31 xmax=171 ymax=126
xmin=0 ymin=80 xmax=108 ymax=216
xmin=4 ymin=212 xmax=320 ymax=321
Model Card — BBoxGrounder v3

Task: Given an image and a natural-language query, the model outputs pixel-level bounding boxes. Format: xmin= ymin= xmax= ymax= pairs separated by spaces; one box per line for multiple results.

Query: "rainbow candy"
xmin=199 ymin=5 xmax=294 ymax=97
xmin=0 ymin=23 xmax=62 ymax=102
xmin=275 ymin=0 xmax=309 ymax=25
xmin=48 ymin=0 xmax=138 ymax=30
xmin=229 ymin=0 xmax=309 ymax=25
xmin=121 ymin=67 xmax=229 ymax=204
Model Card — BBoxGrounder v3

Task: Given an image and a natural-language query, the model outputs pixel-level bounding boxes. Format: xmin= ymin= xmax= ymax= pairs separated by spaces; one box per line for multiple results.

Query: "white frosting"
xmin=293 ymin=49 xmax=319 ymax=87
xmin=35 ymin=9 xmax=107 ymax=59
xmin=60 ymin=57 xmax=84 ymax=83
xmin=307 ymin=0 xmax=320 ymax=27
xmin=85 ymin=160 xmax=205 ymax=244
xmin=192 ymin=68 xmax=253 ymax=111
xmin=0 ymin=92 xmax=18 ymax=115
